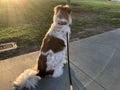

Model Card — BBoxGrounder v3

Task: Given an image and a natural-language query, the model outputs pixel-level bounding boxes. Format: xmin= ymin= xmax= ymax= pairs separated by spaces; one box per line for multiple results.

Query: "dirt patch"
xmin=70 ymin=4 xmax=119 ymax=41
xmin=70 ymin=25 xmax=115 ymax=42
xmin=73 ymin=12 xmax=101 ymax=20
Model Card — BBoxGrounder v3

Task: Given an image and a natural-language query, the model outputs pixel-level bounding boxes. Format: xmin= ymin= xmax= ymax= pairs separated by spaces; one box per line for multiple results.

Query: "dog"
xmin=13 ymin=4 xmax=72 ymax=90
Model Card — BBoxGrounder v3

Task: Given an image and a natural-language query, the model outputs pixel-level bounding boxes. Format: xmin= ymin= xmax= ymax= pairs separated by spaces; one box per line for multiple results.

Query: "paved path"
xmin=111 ymin=0 xmax=120 ymax=2
xmin=0 ymin=28 xmax=120 ymax=90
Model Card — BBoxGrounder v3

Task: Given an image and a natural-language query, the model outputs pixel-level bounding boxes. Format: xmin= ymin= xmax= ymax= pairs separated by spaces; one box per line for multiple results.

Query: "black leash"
xmin=66 ymin=33 xmax=74 ymax=90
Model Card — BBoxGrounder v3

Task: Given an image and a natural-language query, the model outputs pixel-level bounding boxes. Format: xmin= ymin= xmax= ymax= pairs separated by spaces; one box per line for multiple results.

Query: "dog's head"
xmin=53 ymin=5 xmax=72 ymax=25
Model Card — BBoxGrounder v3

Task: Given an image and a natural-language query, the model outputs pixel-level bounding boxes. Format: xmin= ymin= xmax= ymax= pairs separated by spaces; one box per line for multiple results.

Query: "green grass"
xmin=0 ymin=0 xmax=120 ymax=59
xmin=71 ymin=0 xmax=120 ymax=31
xmin=0 ymin=0 xmax=67 ymax=59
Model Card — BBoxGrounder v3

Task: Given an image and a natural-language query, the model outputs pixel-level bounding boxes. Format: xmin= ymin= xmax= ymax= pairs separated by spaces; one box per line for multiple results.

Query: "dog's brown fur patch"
xmin=41 ymin=35 xmax=65 ymax=53
xmin=37 ymin=35 xmax=65 ymax=77
xmin=37 ymin=54 xmax=54 ymax=77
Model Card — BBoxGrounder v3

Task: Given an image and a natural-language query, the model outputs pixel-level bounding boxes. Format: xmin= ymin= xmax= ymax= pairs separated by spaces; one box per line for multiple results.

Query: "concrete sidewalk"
xmin=0 ymin=28 xmax=120 ymax=90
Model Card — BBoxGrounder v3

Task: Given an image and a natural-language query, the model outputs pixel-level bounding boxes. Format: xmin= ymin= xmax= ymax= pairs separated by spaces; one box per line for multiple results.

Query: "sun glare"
xmin=3 ymin=0 xmax=9 ymax=2
xmin=3 ymin=0 xmax=16 ymax=3
xmin=0 ymin=0 xmax=28 ymax=26
xmin=2 ymin=0 xmax=27 ymax=5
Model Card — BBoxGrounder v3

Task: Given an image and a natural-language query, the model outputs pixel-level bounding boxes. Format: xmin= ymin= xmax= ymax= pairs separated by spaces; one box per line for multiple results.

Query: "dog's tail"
xmin=13 ymin=68 xmax=41 ymax=89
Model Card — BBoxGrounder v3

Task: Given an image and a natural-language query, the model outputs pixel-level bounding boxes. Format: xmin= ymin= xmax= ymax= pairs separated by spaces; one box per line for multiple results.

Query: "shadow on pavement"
xmin=14 ymin=65 xmax=86 ymax=90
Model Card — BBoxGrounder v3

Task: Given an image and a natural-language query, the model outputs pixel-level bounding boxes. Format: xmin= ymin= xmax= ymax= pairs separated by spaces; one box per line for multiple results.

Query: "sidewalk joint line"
xmin=70 ymin=61 xmax=107 ymax=90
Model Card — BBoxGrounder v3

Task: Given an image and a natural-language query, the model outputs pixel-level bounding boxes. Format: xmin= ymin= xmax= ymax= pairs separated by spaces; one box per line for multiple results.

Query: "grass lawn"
xmin=71 ymin=0 xmax=120 ymax=39
xmin=0 ymin=0 xmax=120 ymax=60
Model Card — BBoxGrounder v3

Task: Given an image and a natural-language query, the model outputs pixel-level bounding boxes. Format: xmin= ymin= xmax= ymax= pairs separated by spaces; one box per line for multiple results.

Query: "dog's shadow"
xmin=15 ymin=65 xmax=87 ymax=90
xmin=37 ymin=64 xmax=87 ymax=90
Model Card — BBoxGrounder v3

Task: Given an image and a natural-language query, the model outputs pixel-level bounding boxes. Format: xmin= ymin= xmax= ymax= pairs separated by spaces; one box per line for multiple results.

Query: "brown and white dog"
xmin=14 ymin=5 xmax=72 ymax=90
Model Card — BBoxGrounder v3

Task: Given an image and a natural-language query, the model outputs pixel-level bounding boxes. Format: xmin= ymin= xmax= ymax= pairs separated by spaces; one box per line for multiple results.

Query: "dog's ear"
xmin=64 ymin=5 xmax=71 ymax=14
xmin=64 ymin=4 xmax=70 ymax=8
xmin=54 ymin=5 xmax=62 ymax=14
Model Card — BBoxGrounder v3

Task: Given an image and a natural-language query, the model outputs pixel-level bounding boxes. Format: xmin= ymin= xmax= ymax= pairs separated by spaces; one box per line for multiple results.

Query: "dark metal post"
xmin=67 ymin=0 xmax=71 ymax=5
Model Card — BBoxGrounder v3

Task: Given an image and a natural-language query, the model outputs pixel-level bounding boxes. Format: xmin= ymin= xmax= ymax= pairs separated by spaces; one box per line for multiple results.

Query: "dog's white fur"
xmin=14 ymin=69 xmax=40 ymax=90
xmin=14 ymin=5 xmax=72 ymax=90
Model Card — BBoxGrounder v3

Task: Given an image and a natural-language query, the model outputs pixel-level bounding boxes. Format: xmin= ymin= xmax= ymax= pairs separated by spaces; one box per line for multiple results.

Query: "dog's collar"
xmin=58 ymin=21 xmax=67 ymax=25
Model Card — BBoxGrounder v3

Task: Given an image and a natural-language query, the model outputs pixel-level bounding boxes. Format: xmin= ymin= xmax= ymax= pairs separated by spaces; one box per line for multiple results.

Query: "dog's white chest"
xmin=49 ymin=25 xmax=70 ymax=42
